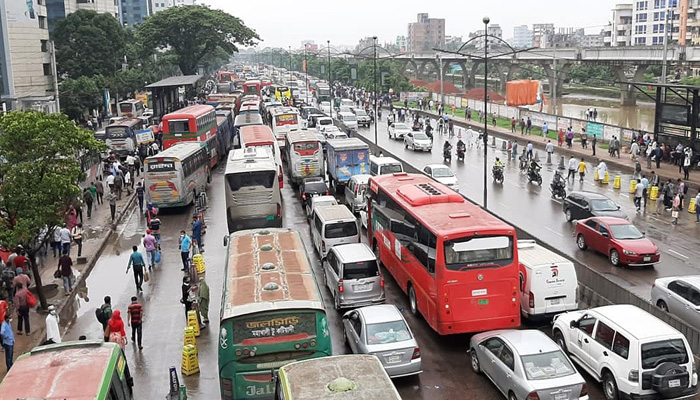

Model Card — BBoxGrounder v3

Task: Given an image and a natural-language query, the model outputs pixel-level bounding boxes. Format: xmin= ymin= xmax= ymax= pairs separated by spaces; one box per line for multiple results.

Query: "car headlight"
xmin=623 ymin=249 xmax=637 ymax=255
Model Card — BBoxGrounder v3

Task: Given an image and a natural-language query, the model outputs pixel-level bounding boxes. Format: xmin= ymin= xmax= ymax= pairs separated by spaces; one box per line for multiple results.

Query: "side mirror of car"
xmin=617 ymin=205 xmax=621 ymax=210
xmin=570 ymin=320 xmax=579 ymax=329
xmin=223 ymin=235 xmax=229 ymax=247
xmin=601 ymin=232 xmax=609 ymax=237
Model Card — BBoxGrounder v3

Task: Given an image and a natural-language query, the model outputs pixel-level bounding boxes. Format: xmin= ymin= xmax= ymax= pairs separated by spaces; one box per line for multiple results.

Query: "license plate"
xmin=353 ymin=284 xmax=371 ymax=292
xmin=644 ymin=256 xmax=651 ymax=262
xmin=266 ymin=216 xmax=274 ymax=221
xmin=550 ymin=298 xmax=561 ymax=305
xmin=478 ymin=299 xmax=489 ymax=305
xmin=554 ymin=393 xmax=568 ymax=400
xmin=387 ymin=355 xmax=401 ymax=364
xmin=669 ymin=379 xmax=681 ymax=388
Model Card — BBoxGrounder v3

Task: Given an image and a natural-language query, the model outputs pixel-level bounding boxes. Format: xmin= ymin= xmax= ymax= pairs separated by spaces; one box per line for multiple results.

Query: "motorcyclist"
xmin=425 ymin=121 xmax=433 ymax=138
xmin=552 ymin=170 xmax=564 ymax=186
xmin=494 ymin=157 xmax=504 ymax=168
xmin=443 ymin=141 xmax=452 ymax=155
xmin=456 ymin=139 xmax=466 ymax=151
xmin=528 ymin=159 xmax=541 ymax=176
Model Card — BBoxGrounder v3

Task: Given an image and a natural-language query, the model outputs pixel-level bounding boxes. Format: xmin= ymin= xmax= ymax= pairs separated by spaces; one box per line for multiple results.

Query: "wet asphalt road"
xmin=352 ymin=120 xmax=700 ymax=300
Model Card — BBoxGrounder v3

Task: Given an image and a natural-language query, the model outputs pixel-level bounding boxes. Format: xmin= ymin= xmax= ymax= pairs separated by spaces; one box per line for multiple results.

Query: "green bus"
xmin=219 ymin=228 xmax=332 ymax=400
xmin=0 ymin=340 xmax=134 ymax=399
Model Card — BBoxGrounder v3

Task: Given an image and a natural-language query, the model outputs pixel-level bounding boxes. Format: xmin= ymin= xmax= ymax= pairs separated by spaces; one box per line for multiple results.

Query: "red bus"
xmin=218 ymin=70 xmax=232 ymax=83
xmin=367 ymin=173 xmax=520 ymax=335
xmin=161 ymin=105 xmax=219 ymax=168
xmin=239 ymin=125 xmax=284 ymax=189
xmin=243 ymin=79 xmax=261 ymax=96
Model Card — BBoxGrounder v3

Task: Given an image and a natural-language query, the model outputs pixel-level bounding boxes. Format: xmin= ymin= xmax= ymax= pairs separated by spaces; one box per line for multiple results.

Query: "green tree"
xmin=53 ymin=10 xmax=127 ymax=78
xmin=0 ymin=111 xmax=105 ymax=309
xmin=137 ymin=5 xmax=259 ymax=75
xmin=59 ymin=75 xmax=103 ymax=121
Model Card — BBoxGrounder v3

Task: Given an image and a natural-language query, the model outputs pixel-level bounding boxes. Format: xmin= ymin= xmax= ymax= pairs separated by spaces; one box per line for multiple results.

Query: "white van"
xmin=311 ymin=205 xmax=360 ymax=259
xmin=337 ymin=112 xmax=358 ymax=130
xmin=518 ymin=239 xmax=578 ymax=320
xmin=369 ymin=155 xmax=404 ymax=176
xmin=344 ymin=174 xmax=370 ymax=214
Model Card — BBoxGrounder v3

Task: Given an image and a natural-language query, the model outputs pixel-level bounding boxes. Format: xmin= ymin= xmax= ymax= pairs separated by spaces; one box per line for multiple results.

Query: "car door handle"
xmin=584 ymin=338 xmax=589 ymax=343
xmin=603 ymin=351 xmax=609 ymax=356
xmin=491 ymin=359 xmax=496 ymax=364
xmin=506 ymin=374 xmax=511 ymax=379
xmin=354 ymin=339 xmax=358 ymax=344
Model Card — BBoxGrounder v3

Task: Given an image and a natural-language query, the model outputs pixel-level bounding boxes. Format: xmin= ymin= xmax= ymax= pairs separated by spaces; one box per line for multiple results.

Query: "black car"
xmin=562 ymin=191 xmax=628 ymax=222
xmin=300 ymin=177 xmax=329 ymax=214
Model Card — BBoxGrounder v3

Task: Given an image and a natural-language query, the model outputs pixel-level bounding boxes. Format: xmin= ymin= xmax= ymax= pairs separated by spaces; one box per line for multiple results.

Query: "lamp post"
xmin=304 ymin=45 xmax=309 ymax=104
xmin=373 ymin=36 xmax=378 ymax=152
xmin=327 ymin=40 xmax=333 ymax=119
xmin=436 ymin=53 xmax=443 ymax=106
xmin=483 ymin=16 xmax=490 ymax=209
xmin=288 ymin=46 xmax=292 ymax=83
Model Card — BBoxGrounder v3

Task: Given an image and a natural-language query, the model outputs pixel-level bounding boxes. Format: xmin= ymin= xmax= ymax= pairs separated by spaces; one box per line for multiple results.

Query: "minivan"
xmin=369 ymin=156 xmax=404 ymax=176
xmin=323 ymin=243 xmax=385 ymax=310
xmin=344 ymin=174 xmax=371 ymax=214
xmin=337 ymin=112 xmax=358 ymax=130
xmin=311 ymin=205 xmax=360 ymax=259
xmin=517 ymin=240 xmax=578 ymax=320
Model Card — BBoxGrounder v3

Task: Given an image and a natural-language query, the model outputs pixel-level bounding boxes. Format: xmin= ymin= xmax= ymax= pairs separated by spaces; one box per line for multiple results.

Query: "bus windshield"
xmin=226 ymin=171 xmax=275 ymax=191
xmin=444 ymin=236 xmax=513 ymax=269
xmin=168 ymin=120 xmax=189 ymax=134
xmin=106 ymin=126 xmax=127 ymax=138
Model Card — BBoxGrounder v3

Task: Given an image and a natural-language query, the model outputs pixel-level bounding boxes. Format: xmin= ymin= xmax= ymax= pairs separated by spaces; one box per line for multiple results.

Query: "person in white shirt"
xmin=59 ymin=225 xmax=71 ymax=255
xmin=124 ymin=170 xmax=132 ymax=196
xmin=125 ymin=154 xmax=136 ymax=167
xmin=105 ymin=173 xmax=115 ymax=192
xmin=44 ymin=305 xmax=61 ymax=344
xmin=567 ymin=156 xmax=577 ymax=180
xmin=597 ymin=161 xmax=608 ymax=182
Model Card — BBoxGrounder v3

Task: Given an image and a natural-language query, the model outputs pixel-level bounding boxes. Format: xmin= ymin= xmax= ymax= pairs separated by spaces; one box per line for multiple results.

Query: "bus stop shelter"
xmin=146 ymin=75 xmax=203 ymax=119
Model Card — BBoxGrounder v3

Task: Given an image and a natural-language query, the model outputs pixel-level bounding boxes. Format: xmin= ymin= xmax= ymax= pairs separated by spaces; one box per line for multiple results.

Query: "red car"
xmin=574 ymin=216 xmax=660 ymax=267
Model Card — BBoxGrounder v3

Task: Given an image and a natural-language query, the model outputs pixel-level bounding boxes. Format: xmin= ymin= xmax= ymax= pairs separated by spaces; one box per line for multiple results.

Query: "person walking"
xmin=113 ymin=173 xmax=123 ymax=201
xmin=656 ymin=183 xmax=666 ymax=214
xmin=512 ymin=141 xmax=518 ymax=160
xmin=683 ymin=152 xmax=691 ymax=180
xmin=1 ymin=314 xmax=14 ymax=371
xmin=107 ymin=190 xmax=117 ymax=222
xmin=95 ymin=179 xmax=104 ymax=205
xmin=198 ymin=276 xmax=210 ymax=324
xmin=13 ymin=284 xmax=30 ymax=335
xmin=182 ymin=276 xmax=193 ymax=319
xmin=143 ymin=230 xmax=157 ymax=270
xmin=105 ymin=310 xmax=127 ymax=349
xmin=542 ymin=122 xmax=548 ymax=139
xmin=96 ymin=296 xmax=113 ymax=342
xmin=59 ymin=224 xmax=71 ymax=256
xmin=192 ymin=216 xmax=203 ymax=252
xmin=672 ymin=193 xmax=682 ymax=224
xmin=179 ymin=231 xmax=192 ymax=272
xmin=126 ymin=246 xmax=145 ymax=293
xmin=127 ymin=296 xmax=143 ymax=350
xmin=44 ymin=305 xmax=61 ymax=344
xmin=695 ymin=190 xmax=700 ymax=223
xmin=135 ymin=182 xmax=145 ymax=213
xmin=57 ymin=250 xmax=73 ymax=295
xmin=511 ymin=117 xmax=516 ymax=132
xmin=634 ymin=180 xmax=644 ymax=212
xmin=526 ymin=141 xmax=534 ymax=160
xmin=83 ymin=188 xmax=94 ymax=219
xmin=577 ymin=158 xmax=587 ymax=182
xmin=71 ymin=223 xmax=84 ymax=258
xmin=580 ymin=129 xmax=588 ymax=149
xmin=546 ymin=140 xmax=554 ymax=160
xmin=641 ymin=174 xmax=649 ymax=210
xmin=678 ymin=179 xmax=688 ymax=211
xmin=591 ymin=134 xmax=597 ymax=156
xmin=51 ymin=226 xmax=61 ymax=258
xmin=567 ymin=156 xmax=577 ymax=181
xmin=124 ymin=170 xmax=132 ymax=196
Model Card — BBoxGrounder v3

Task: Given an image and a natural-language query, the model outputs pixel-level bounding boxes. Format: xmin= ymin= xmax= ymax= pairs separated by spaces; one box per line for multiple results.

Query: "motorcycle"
xmin=492 ymin=165 xmax=504 ymax=183
xmin=456 ymin=145 xmax=466 ymax=161
xmin=550 ymin=178 xmax=566 ymax=199
xmin=527 ymin=166 xmax=543 ymax=186
xmin=443 ymin=148 xmax=452 ymax=163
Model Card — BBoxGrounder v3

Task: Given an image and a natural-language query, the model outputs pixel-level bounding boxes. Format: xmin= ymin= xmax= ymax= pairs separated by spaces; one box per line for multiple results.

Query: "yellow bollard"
xmin=181 ymin=344 xmax=200 ymax=376
xmin=649 ymin=186 xmax=659 ymax=201
xmin=184 ymin=326 xmax=196 ymax=346
xmin=187 ymin=310 xmax=200 ymax=337
xmin=629 ymin=179 xmax=637 ymax=193
xmin=689 ymin=198 xmax=697 ymax=214
xmin=613 ymin=175 xmax=621 ymax=189
xmin=594 ymin=169 xmax=599 ymax=181
xmin=603 ymin=171 xmax=610 ymax=184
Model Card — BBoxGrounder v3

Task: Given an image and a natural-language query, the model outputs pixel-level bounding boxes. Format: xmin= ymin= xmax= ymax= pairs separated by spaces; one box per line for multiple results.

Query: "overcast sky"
xmin=200 ymin=0 xmax=619 ymax=49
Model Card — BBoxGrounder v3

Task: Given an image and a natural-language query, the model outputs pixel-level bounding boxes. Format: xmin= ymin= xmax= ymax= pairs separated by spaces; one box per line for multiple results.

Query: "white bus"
xmin=105 ymin=118 xmax=145 ymax=157
xmin=284 ymin=130 xmax=323 ymax=186
xmin=269 ymin=107 xmax=300 ymax=151
xmin=224 ymin=147 xmax=282 ymax=233
xmin=117 ymin=99 xmax=146 ymax=118
xmin=144 ymin=142 xmax=209 ymax=208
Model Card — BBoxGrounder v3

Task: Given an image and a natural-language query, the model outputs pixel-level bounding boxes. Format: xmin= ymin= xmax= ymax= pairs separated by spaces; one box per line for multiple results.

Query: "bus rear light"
xmin=302 ymin=342 xmax=309 ymax=348
xmin=529 ymin=292 xmax=535 ymax=308
xmin=294 ymin=343 xmax=300 ymax=349
xmin=243 ymin=348 xmax=250 ymax=355
xmin=411 ymin=347 xmax=421 ymax=360
xmin=580 ymin=383 xmax=589 ymax=397
xmin=338 ymin=279 xmax=344 ymax=293
xmin=310 ymin=340 xmax=316 ymax=347
xmin=235 ymin=349 xmax=242 ymax=356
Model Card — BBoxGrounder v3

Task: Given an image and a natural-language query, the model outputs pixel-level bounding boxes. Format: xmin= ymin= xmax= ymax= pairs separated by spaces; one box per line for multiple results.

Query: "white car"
xmin=651 ymin=276 xmax=700 ymax=329
xmin=423 ymin=164 xmax=459 ymax=190
xmin=404 ymin=131 xmax=432 ymax=151
xmin=320 ymin=101 xmax=332 ymax=115
xmin=389 ymin=123 xmax=411 ymax=139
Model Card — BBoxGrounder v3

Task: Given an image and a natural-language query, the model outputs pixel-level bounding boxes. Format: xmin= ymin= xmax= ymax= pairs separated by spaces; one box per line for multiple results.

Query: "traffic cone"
xmin=689 ymin=198 xmax=697 ymax=214
xmin=594 ymin=169 xmax=599 ymax=181
xmin=603 ymin=171 xmax=610 ymax=184
xmin=491 ymin=136 xmax=496 ymax=147
xmin=650 ymin=186 xmax=659 ymax=200
xmin=613 ymin=175 xmax=621 ymax=189
xmin=187 ymin=310 xmax=200 ymax=337
xmin=629 ymin=179 xmax=637 ymax=194
xmin=534 ymin=151 xmax=540 ymax=163
xmin=184 ymin=326 xmax=196 ymax=346
xmin=558 ymin=156 xmax=565 ymax=169
xmin=181 ymin=344 xmax=200 ymax=376
xmin=501 ymin=141 xmax=507 ymax=152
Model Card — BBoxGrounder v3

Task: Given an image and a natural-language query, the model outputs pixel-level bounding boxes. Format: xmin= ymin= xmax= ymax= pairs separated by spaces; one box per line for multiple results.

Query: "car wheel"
xmin=470 ymin=349 xmax=481 ymax=374
xmin=565 ymin=208 xmax=573 ymax=222
xmin=553 ymin=330 xmax=568 ymax=354
xmin=603 ymin=372 xmax=619 ymax=400
xmin=576 ymin=234 xmax=587 ymax=250
xmin=610 ymin=249 xmax=620 ymax=267
xmin=408 ymin=285 xmax=419 ymax=316
xmin=657 ymin=300 xmax=669 ymax=312
xmin=334 ymin=294 xmax=341 ymax=311
xmin=508 ymin=393 xmax=517 ymax=400
xmin=405 ymin=141 xmax=408 ymax=149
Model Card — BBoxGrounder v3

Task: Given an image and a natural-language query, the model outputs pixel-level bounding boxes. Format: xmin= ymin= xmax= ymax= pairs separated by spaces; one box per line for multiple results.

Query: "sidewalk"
xmin=0 ymin=181 xmax=139 ymax=380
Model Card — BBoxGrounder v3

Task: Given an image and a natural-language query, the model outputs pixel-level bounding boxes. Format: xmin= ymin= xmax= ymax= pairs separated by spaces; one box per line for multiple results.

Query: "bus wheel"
xmin=408 ymin=285 xmax=419 ymax=316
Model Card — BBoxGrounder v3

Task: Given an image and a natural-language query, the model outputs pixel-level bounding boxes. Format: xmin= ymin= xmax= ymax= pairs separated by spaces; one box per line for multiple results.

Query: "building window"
xmin=41 ymin=40 xmax=48 ymax=52
xmin=653 ymin=23 xmax=665 ymax=33
xmin=635 ymin=37 xmax=647 ymax=44
xmin=636 ymin=13 xmax=648 ymax=22
xmin=636 ymin=1 xmax=648 ymax=10
xmin=43 ymin=63 xmax=52 ymax=76
xmin=38 ymin=16 xmax=46 ymax=29
xmin=654 ymin=0 xmax=666 ymax=8
xmin=653 ymin=11 xmax=666 ymax=21
xmin=635 ymin=25 xmax=647 ymax=34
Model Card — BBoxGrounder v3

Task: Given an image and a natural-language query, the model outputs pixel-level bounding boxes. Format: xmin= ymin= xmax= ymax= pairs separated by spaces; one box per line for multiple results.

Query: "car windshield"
xmin=413 ymin=133 xmax=429 ymax=140
xmin=303 ymin=182 xmax=327 ymax=194
xmin=394 ymin=123 xmax=408 ymax=130
xmin=521 ymin=350 xmax=576 ymax=380
xmin=343 ymin=115 xmax=357 ymax=121
xmin=642 ymin=339 xmax=689 ymax=369
xmin=355 ymin=110 xmax=368 ymax=116
xmin=366 ymin=320 xmax=412 ymax=345
xmin=432 ymin=167 xmax=454 ymax=178
xmin=609 ymin=224 xmax=644 ymax=240
xmin=591 ymin=198 xmax=619 ymax=211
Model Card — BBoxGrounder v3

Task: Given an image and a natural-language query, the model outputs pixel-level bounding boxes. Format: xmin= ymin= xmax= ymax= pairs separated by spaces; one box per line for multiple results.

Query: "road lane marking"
xmin=545 ymin=227 xmax=564 ymax=237
xmin=498 ymin=201 xmax=510 ymax=209
xmin=551 ymin=198 xmax=563 ymax=205
xmin=666 ymin=249 xmax=689 ymax=260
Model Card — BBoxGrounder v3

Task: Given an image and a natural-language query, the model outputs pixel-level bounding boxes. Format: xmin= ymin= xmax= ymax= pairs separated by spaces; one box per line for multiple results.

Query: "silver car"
xmin=323 ymin=243 xmax=385 ymax=310
xmin=470 ymin=329 xmax=589 ymax=400
xmin=389 ymin=123 xmax=411 ymax=139
xmin=404 ymin=131 xmax=432 ymax=151
xmin=651 ymin=275 xmax=700 ymax=329
xmin=342 ymin=304 xmax=422 ymax=378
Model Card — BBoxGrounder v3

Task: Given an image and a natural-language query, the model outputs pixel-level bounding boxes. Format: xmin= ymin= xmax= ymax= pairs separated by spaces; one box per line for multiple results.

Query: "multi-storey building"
xmin=407 ymin=13 xmax=445 ymax=53
xmin=46 ymin=0 xmax=119 ymax=34
xmin=513 ymin=25 xmax=533 ymax=48
xmin=604 ymin=3 xmax=633 ymax=46
xmin=121 ymin=0 xmax=151 ymax=28
xmin=150 ymin=0 xmax=194 ymax=14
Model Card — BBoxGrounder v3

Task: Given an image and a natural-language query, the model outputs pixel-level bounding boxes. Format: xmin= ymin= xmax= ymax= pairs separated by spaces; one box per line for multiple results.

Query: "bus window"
xmin=168 ymin=120 xmax=189 ymax=134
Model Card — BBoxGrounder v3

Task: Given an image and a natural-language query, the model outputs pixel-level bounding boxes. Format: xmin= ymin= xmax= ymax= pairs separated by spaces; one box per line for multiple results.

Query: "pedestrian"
xmin=1 ymin=314 xmax=14 ymax=371
xmin=526 ymin=141 xmax=534 ymax=160
xmin=12 ymin=269 xmax=29 ymax=297
xmin=577 ymin=158 xmax=587 ymax=182
xmin=95 ymin=179 xmax=104 ymax=205
xmin=149 ymin=212 xmax=161 ymax=247
xmin=124 ymin=169 xmax=132 ymax=196
xmin=143 ymin=230 xmax=157 ymax=270
xmin=593 ymin=108 xmax=598 ymax=120
xmin=57 ymin=250 xmax=73 ymax=295
xmin=507 ymin=140 xmax=513 ymax=160
xmin=546 ymin=140 xmax=554 ymax=160
xmin=182 ymin=276 xmax=193 ymax=319
xmin=59 ymin=224 xmax=71 ymax=255
xmin=127 ymin=296 xmax=143 ymax=350
xmin=566 ymin=128 xmax=574 ymax=148
xmin=679 ymin=179 xmax=688 ymax=210
xmin=526 ymin=117 xmax=532 ymax=134
xmin=557 ymin=129 xmax=564 ymax=147
xmin=519 ymin=118 xmax=525 ymax=134
xmin=542 ymin=122 xmax=548 ymax=138
xmin=634 ymin=180 xmax=644 ymax=212
xmin=198 ymin=276 xmax=210 ymax=324
xmin=96 ymin=296 xmax=113 ymax=342
xmin=192 ymin=216 xmax=203 ymax=252
xmin=126 ymin=245 xmax=145 ymax=293
xmin=83 ymin=188 xmax=94 ymax=219
xmin=12 ymin=250 xmax=29 ymax=275
xmin=656 ymin=183 xmax=666 ymax=214
xmin=567 ymin=156 xmax=577 ymax=180
xmin=105 ymin=310 xmax=127 ymax=349
xmin=511 ymin=117 xmax=516 ymax=132
xmin=695 ymin=190 xmax=700 ymax=223
xmin=71 ymin=223 xmax=84 ymax=258
xmin=113 ymin=173 xmax=123 ymax=201
xmin=44 ymin=305 xmax=61 ymax=345
xmin=512 ymin=141 xmax=518 ymax=160
xmin=105 ymin=173 xmax=115 ymax=193
xmin=634 ymin=159 xmax=642 ymax=181
xmin=641 ymin=174 xmax=649 ymax=210
xmin=13 ymin=284 xmax=30 ymax=335
xmin=491 ymin=112 xmax=496 ymax=127
xmin=596 ymin=161 xmax=608 ymax=182
xmin=135 ymin=182 xmax=145 ymax=213
xmin=672 ymin=193 xmax=681 ymax=224
xmin=683 ymin=151 xmax=691 ymax=180
xmin=580 ymin=129 xmax=588 ymax=149
xmin=451 ymin=104 xmax=456 ymax=116
xmin=591 ymin=134 xmax=597 ymax=156
xmin=179 ymin=231 xmax=191 ymax=272
xmin=107 ymin=190 xmax=117 ymax=222
xmin=655 ymin=146 xmax=663 ymax=169
xmin=51 ymin=226 xmax=61 ymax=258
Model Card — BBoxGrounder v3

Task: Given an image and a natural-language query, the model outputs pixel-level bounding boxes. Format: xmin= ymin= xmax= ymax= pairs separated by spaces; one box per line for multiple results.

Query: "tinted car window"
xmin=690 ymin=290 xmax=700 ymax=306
xmin=668 ymin=281 xmax=689 ymax=300
xmin=612 ymin=332 xmax=630 ymax=359
xmin=325 ymin=222 xmax=358 ymax=239
xmin=598 ymin=224 xmax=609 ymax=236
xmin=499 ymin=345 xmax=515 ymax=371
xmin=342 ymin=259 xmax=379 ymax=280
xmin=585 ymin=220 xmax=597 ymax=230
xmin=641 ymin=339 xmax=689 ymax=369
xmin=579 ymin=315 xmax=596 ymax=336
xmin=594 ymin=321 xmax=615 ymax=349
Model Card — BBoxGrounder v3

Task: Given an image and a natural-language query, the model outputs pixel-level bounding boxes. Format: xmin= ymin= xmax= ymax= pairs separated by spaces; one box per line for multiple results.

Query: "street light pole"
xmin=483 ymin=16 xmax=490 ymax=209
xmin=374 ymin=36 xmax=378 ymax=152
xmin=328 ymin=40 xmax=333 ymax=119
xmin=437 ymin=54 xmax=444 ymax=106
xmin=304 ymin=45 xmax=309 ymax=104
xmin=288 ymin=46 xmax=292 ymax=83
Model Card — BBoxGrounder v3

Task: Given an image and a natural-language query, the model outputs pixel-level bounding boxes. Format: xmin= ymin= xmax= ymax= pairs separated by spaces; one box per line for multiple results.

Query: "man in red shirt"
xmin=12 ymin=251 xmax=29 ymax=274
xmin=127 ymin=296 xmax=143 ymax=350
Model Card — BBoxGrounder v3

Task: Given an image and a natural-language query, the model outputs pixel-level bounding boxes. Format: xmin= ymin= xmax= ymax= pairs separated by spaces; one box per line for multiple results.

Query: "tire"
xmin=565 ymin=208 xmax=573 ymax=222
xmin=334 ymin=293 xmax=341 ymax=311
xmin=658 ymin=300 xmax=669 ymax=312
xmin=553 ymin=330 xmax=568 ymax=354
xmin=603 ymin=372 xmax=619 ymax=400
xmin=610 ymin=249 xmax=620 ymax=267
xmin=470 ymin=349 xmax=481 ymax=374
xmin=577 ymin=234 xmax=587 ymax=250
xmin=508 ymin=393 xmax=517 ymax=400
xmin=408 ymin=285 xmax=419 ymax=316
xmin=536 ymin=176 xmax=543 ymax=186
xmin=405 ymin=141 xmax=408 ymax=149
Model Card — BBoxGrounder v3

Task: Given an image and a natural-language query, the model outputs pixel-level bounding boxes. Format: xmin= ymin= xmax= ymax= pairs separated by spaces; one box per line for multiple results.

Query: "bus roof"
xmin=0 ymin=341 xmax=122 ymax=399
xmin=234 ymin=113 xmax=263 ymax=126
xmin=240 ymin=125 xmax=275 ymax=145
xmin=222 ymin=228 xmax=323 ymax=320
xmin=146 ymin=142 xmax=203 ymax=162
xmin=270 ymin=106 xmax=298 ymax=116
xmin=119 ymin=99 xmax=141 ymax=105
xmin=286 ymin=130 xmax=319 ymax=144
xmin=278 ymin=355 xmax=401 ymax=400
xmin=162 ymin=104 xmax=215 ymax=120
xmin=370 ymin=173 xmax=514 ymax=237
xmin=106 ymin=117 xmax=142 ymax=127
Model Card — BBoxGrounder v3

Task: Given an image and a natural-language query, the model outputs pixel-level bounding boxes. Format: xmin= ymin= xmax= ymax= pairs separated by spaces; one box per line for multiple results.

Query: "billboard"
xmin=5 ymin=0 xmax=37 ymax=25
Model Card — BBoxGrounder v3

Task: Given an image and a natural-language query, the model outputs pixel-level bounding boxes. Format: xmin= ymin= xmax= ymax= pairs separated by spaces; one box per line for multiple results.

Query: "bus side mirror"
xmin=223 ymin=236 xmax=229 ymax=246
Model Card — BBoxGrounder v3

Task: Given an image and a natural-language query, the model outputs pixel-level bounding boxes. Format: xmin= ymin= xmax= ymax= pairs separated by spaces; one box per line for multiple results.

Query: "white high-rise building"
xmin=604 ymin=3 xmax=633 ymax=46
xmin=151 ymin=0 xmax=195 ymax=14
xmin=513 ymin=25 xmax=533 ymax=48
xmin=631 ymin=0 xmax=680 ymax=45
